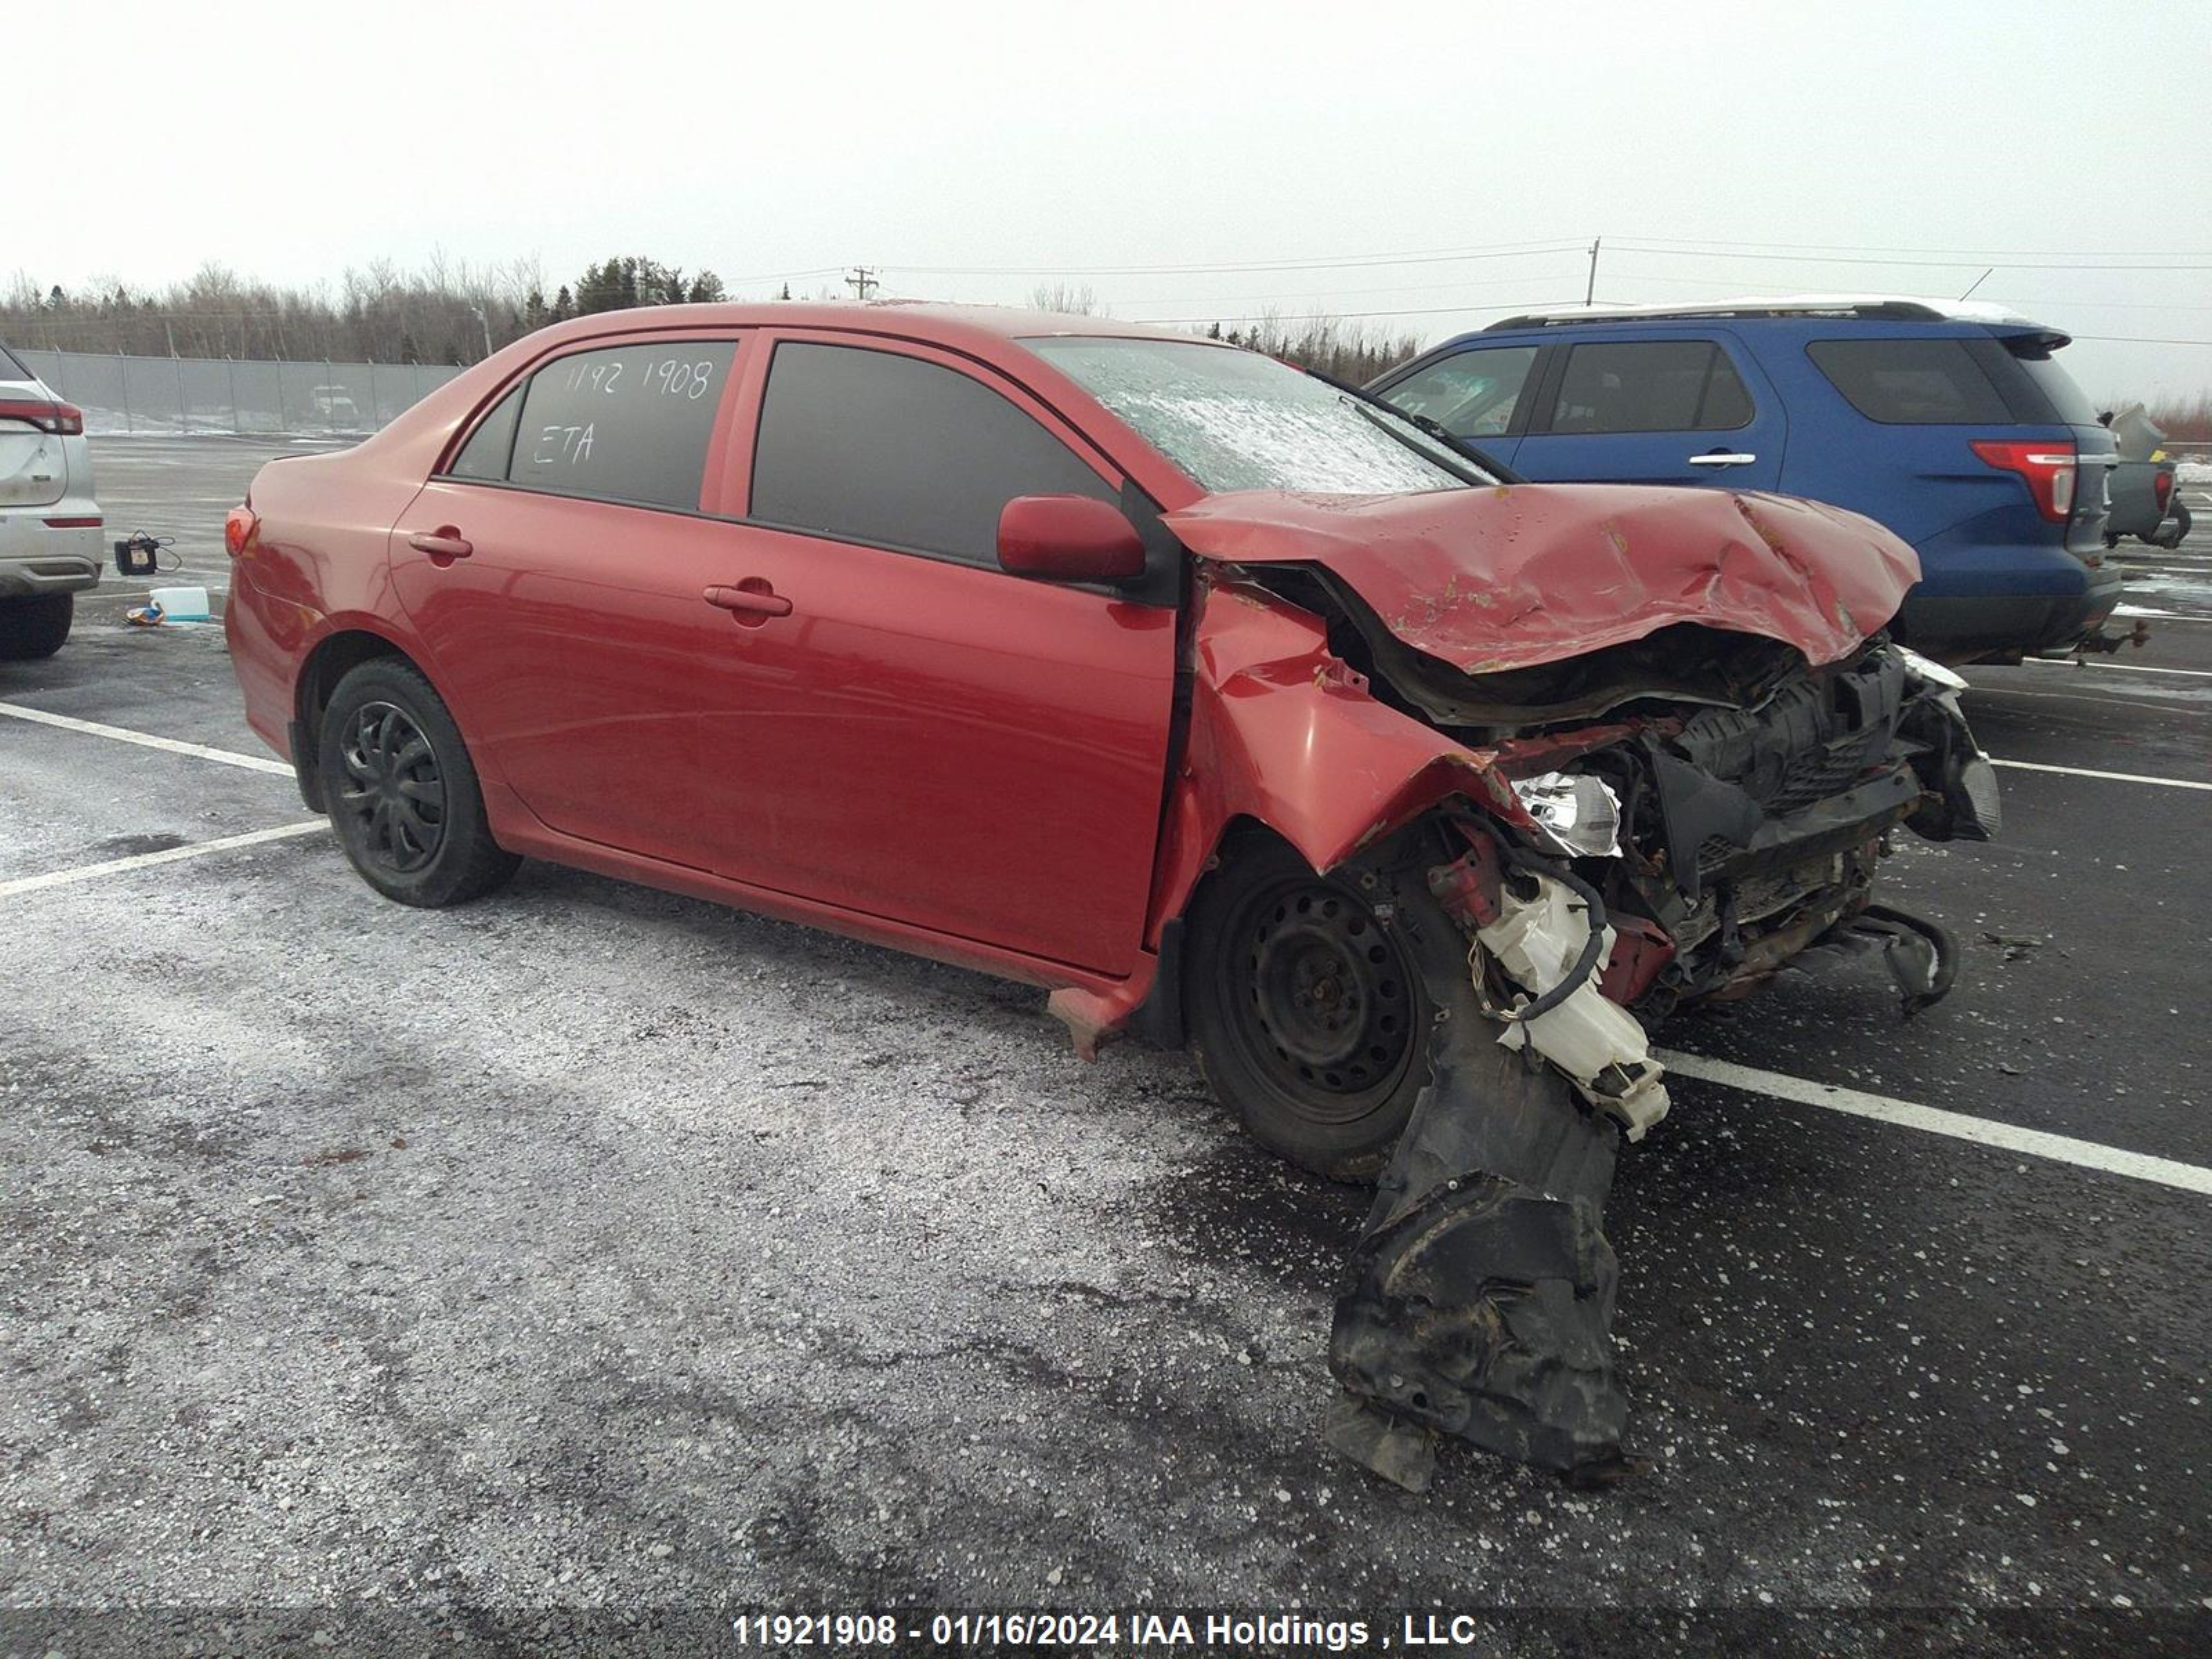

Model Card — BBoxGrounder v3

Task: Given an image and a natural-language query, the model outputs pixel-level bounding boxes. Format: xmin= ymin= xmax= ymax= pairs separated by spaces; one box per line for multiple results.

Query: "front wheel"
xmin=1184 ymin=841 xmax=1433 ymax=1183
xmin=317 ymin=658 xmax=520 ymax=907
xmin=0 ymin=593 xmax=73 ymax=661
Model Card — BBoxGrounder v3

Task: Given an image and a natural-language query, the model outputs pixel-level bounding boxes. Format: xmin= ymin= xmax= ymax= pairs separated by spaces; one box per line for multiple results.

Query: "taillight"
xmin=0 ymin=398 xmax=84 ymax=436
xmin=224 ymin=505 xmax=259 ymax=557
xmin=2155 ymin=471 xmax=2175 ymax=510
xmin=1971 ymin=439 xmax=2077 ymax=523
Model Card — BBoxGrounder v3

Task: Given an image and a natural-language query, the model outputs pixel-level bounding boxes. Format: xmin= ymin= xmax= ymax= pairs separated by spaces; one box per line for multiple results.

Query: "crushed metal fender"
xmin=1326 ymin=879 xmax=1631 ymax=1491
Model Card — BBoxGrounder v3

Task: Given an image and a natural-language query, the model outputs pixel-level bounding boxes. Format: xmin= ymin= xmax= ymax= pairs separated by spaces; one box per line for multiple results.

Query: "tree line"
xmin=0 ymin=256 xmax=731 ymax=366
xmin=2 ymin=259 xmax=1423 ymax=384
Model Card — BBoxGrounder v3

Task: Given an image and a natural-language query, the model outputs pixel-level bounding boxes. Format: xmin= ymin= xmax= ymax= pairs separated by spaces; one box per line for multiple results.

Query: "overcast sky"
xmin=41 ymin=0 xmax=2212 ymax=399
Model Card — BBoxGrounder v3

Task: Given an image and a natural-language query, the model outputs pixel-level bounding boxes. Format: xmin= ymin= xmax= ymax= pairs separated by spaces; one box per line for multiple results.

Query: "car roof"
xmin=523 ymin=299 xmax=1205 ymax=355
xmin=1477 ymin=293 xmax=2065 ymax=343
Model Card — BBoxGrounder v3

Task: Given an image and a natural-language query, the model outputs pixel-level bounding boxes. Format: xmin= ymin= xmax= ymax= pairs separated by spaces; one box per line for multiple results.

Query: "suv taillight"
xmin=0 ymin=398 xmax=84 ymax=436
xmin=2155 ymin=471 xmax=2175 ymax=510
xmin=1971 ymin=440 xmax=2077 ymax=523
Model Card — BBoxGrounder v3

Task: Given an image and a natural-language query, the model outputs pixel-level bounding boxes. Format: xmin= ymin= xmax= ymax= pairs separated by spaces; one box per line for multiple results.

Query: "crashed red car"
xmin=225 ymin=303 xmax=1998 ymax=1487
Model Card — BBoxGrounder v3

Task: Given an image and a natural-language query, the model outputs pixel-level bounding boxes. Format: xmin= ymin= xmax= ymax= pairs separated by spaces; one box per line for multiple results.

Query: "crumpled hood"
xmin=1164 ymin=484 xmax=1920 ymax=673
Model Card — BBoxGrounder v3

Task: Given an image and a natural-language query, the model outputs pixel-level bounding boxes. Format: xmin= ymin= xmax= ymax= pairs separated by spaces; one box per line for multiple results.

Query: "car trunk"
xmin=0 ymin=378 xmax=69 ymax=509
xmin=1992 ymin=329 xmax=2115 ymax=556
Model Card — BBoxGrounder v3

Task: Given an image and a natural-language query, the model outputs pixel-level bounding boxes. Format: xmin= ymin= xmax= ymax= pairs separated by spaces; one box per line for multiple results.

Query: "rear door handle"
xmin=407 ymin=528 xmax=474 ymax=559
xmin=1687 ymin=452 xmax=1757 ymax=467
xmin=704 ymin=582 xmax=792 ymax=618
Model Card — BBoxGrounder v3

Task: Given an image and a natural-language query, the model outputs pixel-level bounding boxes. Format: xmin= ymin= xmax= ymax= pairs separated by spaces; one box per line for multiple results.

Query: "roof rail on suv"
xmin=1481 ymin=295 xmax=2043 ymax=332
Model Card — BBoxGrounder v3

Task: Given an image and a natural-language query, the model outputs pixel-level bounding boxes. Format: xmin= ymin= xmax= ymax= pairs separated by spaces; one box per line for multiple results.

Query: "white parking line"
xmin=0 ymin=821 xmax=326 ymax=900
xmin=1990 ymin=758 xmax=2212 ymax=791
xmin=0 ymin=701 xmax=292 ymax=775
xmin=2023 ymin=660 xmax=2212 ymax=679
xmin=1658 ymin=1051 xmax=2212 ymax=1197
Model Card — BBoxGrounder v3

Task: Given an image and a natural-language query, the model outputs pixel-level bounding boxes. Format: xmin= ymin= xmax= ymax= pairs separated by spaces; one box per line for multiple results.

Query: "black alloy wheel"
xmin=317 ymin=657 xmax=520 ymax=908
xmin=337 ymin=701 xmax=447 ymax=875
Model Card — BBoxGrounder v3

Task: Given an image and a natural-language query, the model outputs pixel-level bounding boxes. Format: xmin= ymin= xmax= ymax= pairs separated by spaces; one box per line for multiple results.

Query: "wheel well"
xmin=1129 ymin=818 xmax=1307 ymax=1051
xmin=292 ymin=631 xmax=412 ymax=810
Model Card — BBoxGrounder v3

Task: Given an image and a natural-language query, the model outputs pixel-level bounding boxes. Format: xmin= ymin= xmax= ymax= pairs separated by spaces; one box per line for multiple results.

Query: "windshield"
xmin=1027 ymin=335 xmax=1480 ymax=495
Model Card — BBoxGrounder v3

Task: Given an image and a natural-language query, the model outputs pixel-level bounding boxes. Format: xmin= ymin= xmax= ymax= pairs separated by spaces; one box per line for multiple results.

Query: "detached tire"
xmin=317 ymin=658 xmax=519 ymax=907
xmin=0 ymin=593 xmax=73 ymax=661
xmin=1185 ymin=839 xmax=1434 ymax=1183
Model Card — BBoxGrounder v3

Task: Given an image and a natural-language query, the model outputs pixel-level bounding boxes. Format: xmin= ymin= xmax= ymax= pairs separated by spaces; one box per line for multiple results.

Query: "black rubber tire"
xmin=1184 ymin=838 xmax=1434 ymax=1183
xmin=0 ymin=593 xmax=73 ymax=661
xmin=317 ymin=657 xmax=520 ymax=908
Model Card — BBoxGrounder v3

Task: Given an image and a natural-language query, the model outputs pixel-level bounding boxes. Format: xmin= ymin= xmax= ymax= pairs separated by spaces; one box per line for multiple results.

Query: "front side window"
xmin=1029 ymin=336 xmax=1479 ymax=495
xmin=480 ymin=340 xmax=737 ymax=509
xmin=1807 ymin=338 xmax=2011 ymax=425
xmin=1380 ymin=345 xmax=1539 ymax=438
xmin=749 ymin=341 xmax=1116 ymax=565
xmin=1548 ymin=340 xmax=1754 ymax=434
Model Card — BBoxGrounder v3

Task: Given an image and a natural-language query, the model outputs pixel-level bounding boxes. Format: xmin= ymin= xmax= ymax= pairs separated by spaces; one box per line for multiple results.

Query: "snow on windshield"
xmin=1029 ymin=337 xmax=1468 ymax=496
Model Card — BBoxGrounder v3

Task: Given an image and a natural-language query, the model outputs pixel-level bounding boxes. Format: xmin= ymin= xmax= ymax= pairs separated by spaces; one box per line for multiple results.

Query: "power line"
xmin=1611 ymin=244 xmax=2212 ymax=272
xmin=1613 ymin=234 xmax=2212 ymax=259
xmin=1125 ymin=300 xmax=1585 ymax=326
xmin=890 ymin=239 xmax=1587 ymax=279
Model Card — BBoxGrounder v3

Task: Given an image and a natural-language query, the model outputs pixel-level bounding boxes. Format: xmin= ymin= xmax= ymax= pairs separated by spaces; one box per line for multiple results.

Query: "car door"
xmin=391 ymin=332 xmax=752 ymax=868
xmin=1369 ymin=342 xmax=1547 ymax=471
xmin=688 ymin=331 xmax=1179 ymax=975
xmin=1510 ymin=333 xmax=1785 ymax=491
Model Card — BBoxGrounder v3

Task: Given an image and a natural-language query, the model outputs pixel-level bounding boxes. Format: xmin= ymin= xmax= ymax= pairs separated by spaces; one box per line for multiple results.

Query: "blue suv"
xmin=1369 ymin=299 xmax=2121 ymax=664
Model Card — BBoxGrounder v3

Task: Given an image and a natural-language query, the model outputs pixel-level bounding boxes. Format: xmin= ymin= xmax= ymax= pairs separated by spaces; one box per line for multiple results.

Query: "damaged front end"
xmin=1131 ymin=486 xmax=1998 ymax=1489
xmin=1313 ymin=635 xmax=1994 ymax=1488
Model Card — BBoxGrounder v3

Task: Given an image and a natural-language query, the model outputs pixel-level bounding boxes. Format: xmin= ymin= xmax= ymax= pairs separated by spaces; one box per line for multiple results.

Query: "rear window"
xmin=0 ymin=342 xmax=30 ymax=382
xmin=499 ymin=340 xmax=736 ymax=509
xmin=1547 ymin=341 xmax=1754 ymax=434
xmin=2006 ymin=346 xmax=2099 ymax=428
xmin=1807 ymin=338 xmax=2012 ymax=425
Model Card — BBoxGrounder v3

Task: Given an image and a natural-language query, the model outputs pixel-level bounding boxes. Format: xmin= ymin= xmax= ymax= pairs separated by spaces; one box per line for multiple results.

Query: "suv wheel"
xmin=0 ymin=594 xmax=74 ymax=661
xmin=318 ymin=659 xmax=520 ymax=907
xmin=1185 ymin=840 xmax=1432 ymax=1182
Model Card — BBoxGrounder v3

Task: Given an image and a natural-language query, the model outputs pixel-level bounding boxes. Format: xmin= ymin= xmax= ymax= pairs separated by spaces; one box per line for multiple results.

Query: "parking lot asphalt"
xmin=3 ymin=438 xmax=2209 ymax=1648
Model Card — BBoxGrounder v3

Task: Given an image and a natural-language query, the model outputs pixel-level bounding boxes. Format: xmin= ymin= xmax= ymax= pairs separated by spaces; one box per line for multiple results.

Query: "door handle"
xmin=704 ymin=582 xmax=792 ymax=618
xmin=407 ymin=528 xmax=474 ymax=559
xmin=1687 ymin=452 xmax=1757 ymax=468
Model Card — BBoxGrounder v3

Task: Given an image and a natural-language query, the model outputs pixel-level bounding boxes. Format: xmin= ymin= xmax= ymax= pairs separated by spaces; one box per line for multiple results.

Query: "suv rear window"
xmin=1548 ymin=341 xmax=1754 ymax=433
xmin=0 ymin=342 xmax=30 ymax=382
xmin=1807 ymin=338 xmax=2012 ymax=425
xmin=2005 ymin=346 xmax=2099 ymax=428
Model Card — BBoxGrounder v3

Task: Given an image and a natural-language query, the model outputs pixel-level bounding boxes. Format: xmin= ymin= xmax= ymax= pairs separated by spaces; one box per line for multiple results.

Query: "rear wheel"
xmin=317 ymin=658 xmax=519 ymax=907
xmin=0 ymin=593 xmax=73 ymax=661
xmin=1185 ymin=840 xmax=1432 ymax=1182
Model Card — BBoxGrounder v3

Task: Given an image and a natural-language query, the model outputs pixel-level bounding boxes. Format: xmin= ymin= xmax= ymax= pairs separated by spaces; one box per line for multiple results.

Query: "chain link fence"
xmin=14 ymin=348 xmax=465 ymax=437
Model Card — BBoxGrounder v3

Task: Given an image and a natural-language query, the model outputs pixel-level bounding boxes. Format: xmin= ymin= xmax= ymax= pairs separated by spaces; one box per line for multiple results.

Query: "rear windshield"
xmin=1027 ymin=335 xmax=1479 ymax=495
xmin=0 ymin=341 xmax=30 ymax=382
xmin=2005 ymin=346 xmax=2099 ymax=427
xmin=1807 ymin=338 xmax=2011 ymax=424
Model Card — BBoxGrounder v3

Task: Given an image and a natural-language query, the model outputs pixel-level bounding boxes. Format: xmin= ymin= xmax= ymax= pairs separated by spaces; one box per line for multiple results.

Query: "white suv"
xmin=0 ymin=342 xmax=101 ymax=659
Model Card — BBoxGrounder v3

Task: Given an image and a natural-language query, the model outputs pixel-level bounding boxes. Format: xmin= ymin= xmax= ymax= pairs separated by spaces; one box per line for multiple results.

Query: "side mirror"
xmin=997 ymin=494 xmax=1146 ymax=584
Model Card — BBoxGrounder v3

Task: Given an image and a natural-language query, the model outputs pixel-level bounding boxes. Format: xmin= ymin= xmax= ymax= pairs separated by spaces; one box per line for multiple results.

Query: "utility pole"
xmin=471 ymin=305 xmax=494 ymax=361
xmin=845 ymin=265 xmax=880 ymax=301
xmin=1585 ymin=237 xmax=1601 ymax=307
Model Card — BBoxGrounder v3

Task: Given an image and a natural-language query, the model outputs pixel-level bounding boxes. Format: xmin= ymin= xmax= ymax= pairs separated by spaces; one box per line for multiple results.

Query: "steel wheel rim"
xmin=337 ymin=701 xmax=447 ymax=874
xmin=1224 ymin=877 xmax=1416 ymax=1124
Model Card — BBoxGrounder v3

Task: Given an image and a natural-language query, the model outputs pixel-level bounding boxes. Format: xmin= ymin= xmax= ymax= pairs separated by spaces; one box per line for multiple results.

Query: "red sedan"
xmin=225 ymin=302 xmax=1996 ymax=1483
